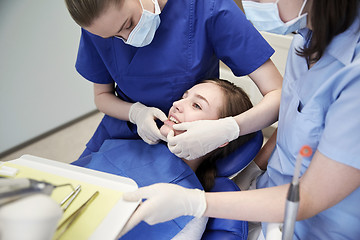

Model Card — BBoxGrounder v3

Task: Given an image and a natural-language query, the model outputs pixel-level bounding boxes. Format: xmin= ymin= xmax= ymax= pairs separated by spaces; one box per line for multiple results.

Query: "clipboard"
xmin=5 ymin=155 xmax=139 ymax=240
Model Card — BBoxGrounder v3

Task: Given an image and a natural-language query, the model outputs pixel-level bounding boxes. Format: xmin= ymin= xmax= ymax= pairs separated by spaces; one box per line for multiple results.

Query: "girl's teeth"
xmin=169 ymin=116 xmax=178 ymax=124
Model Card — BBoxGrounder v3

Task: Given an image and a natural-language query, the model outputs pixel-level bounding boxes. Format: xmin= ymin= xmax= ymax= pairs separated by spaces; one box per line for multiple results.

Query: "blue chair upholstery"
xmin=202 ymin=131 xmax=263 ymax=240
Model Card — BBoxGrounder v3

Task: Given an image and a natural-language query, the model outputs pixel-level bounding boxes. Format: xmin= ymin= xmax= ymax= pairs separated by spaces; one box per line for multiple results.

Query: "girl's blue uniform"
xmin=74 ymin=0 xmax=274 ymax=158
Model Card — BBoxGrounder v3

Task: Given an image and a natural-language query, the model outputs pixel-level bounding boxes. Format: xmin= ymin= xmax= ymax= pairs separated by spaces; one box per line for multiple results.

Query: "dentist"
xmin=64 ymin=0 xmax=282 ymax=161
xmin=121 ymin=0 xmax=360 ymax=239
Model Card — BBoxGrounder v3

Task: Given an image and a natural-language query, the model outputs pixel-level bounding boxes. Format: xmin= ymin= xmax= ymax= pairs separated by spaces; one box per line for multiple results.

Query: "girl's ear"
xmin=219 ymin=142 xmax=229 ymax=148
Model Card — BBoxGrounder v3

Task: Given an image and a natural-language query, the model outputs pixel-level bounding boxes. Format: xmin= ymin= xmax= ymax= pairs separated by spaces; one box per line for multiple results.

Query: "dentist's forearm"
xmin=254 ymin=128 xmax=277 ymax=170
xmin=94 ymin=92 xmax=132 ymax=120
xmin=204 ymin=184 xmax=288 ymax=222
xmin=233 ymin=88 xmax=281 ymax=135
xmin=93 ymin=83 xmax=132 ymax=121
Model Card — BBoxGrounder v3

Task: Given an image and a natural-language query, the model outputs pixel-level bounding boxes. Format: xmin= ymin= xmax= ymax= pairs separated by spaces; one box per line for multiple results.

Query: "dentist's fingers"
xmin=172 ymin=122 xmax=192 ymax=131
xmin=153 ymin=109 xmax=168 ymax=122
xmin=118 ymin=187 xmax=155 ymax=237
xmin=167 ymin=130 xmax=181 ymax=154
xmin=142 ymin=121 xmax=167 ymax=144
xmin=167 ymin=130 xmax=175 ymax=143
xmin=117 ymin=203 xmax=149 ymax=238
xmin=167 ymin=131 xmax=193 ymax=159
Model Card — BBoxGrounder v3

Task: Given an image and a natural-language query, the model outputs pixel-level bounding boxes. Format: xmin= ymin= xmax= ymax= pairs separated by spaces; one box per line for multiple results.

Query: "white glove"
xmin=129 ymin=102 xmax=168 ymax=144
xmin=118 ymin=183 xmax=207 ymax=237
xmin=167 ymin=117 xmax=240 ymax=160
xmin=232 ymin=161 xmax=264 ymax=190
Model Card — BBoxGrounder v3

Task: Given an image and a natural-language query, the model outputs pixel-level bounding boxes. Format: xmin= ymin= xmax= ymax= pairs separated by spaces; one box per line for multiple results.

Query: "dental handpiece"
xmin=0 ymin=178 xmax=72 ymax=206
xmin=282 ymin=145 xmax=312 ymax=240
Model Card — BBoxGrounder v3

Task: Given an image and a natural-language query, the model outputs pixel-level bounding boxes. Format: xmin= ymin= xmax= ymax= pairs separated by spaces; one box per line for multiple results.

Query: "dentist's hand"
xmin=129 ymin=102 xmax=168 ymax=144
xmin=167 ymin=117 xmax=240 ymax=160
xmin=118 ymin=183 xmax=206 ymax=237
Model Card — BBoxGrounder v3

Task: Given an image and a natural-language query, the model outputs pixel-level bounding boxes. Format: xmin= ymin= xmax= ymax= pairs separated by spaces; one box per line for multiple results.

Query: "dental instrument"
xmin=56 ymin=191 xmax=99 ymax=239
xmin=60 ymin=185 xmax=81 ymax=211
xmin=0 ymin=178 xmax=73 ymax=206
xmin=282 ymin=145 xmax=312 ymax=240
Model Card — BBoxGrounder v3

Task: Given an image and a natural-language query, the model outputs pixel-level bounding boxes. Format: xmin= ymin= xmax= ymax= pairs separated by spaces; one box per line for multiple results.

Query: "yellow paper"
xmin=4 ymin=163 xmax=123 ymax=240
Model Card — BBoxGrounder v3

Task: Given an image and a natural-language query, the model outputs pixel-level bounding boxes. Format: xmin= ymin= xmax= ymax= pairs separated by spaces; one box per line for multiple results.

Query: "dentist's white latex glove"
xmin=129 ymin=102 xmax=168 ymax=144
xmin=233 ymin=161 xmax=264 ymax=191
xmin=119 ymin=183 xmax=206 ymax=237
xmin=167 ymin=117 xmax=240 ymax=160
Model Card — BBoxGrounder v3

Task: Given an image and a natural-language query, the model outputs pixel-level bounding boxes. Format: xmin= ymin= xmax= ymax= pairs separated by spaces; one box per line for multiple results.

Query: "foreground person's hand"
xmin=118 ymin=183 xmax=207 ymax=237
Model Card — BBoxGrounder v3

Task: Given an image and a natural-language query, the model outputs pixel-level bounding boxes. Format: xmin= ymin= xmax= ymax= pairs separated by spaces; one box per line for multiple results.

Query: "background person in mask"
xmin=64 ymin=0 xmax=282 ymax=162
xmin=120 ymin=0 xmax=360 ymax=239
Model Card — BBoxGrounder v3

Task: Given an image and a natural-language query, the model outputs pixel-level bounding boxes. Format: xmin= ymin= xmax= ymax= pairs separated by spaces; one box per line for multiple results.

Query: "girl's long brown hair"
xmin=195 ymin=78 xmax=255 ymax=191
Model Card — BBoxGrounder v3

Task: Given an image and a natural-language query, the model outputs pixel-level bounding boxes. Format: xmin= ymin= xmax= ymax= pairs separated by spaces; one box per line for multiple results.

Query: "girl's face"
xmin=160 ymin=82 xmax=224 ymax=137
xmin=85 ymin=0 xmax=152 ymax=40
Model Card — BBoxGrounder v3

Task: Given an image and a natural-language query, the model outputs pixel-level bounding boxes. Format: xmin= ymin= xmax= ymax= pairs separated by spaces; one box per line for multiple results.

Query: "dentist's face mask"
xmin=242 ymin=0 xmax=307 ymax=35
xmin=117 ymin=0 xmax=161 ymax=47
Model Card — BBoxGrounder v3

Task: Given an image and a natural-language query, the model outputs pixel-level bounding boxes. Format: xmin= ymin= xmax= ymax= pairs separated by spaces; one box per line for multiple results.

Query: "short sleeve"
xmin=207 ymin=0 xmax=274 ymax=76
xmin=318 ymin=63 xmax=360 ymax=169
xmin=75 ymin=28 xmax=114 ymax=84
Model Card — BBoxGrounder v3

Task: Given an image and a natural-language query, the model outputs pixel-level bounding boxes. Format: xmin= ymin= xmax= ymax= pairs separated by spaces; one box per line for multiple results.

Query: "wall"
xmin=0 ymin=1 xmax=96 ymax=154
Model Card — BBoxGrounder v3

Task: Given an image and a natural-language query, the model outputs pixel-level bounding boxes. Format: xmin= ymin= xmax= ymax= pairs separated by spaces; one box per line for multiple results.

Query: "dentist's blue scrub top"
xmin=257 ymin=16 xmax=360 ymax=239
xmin=75 ymin=0 xmax=274 ymax=158
xmin=73 ymin=139 xmax=204 ymax=240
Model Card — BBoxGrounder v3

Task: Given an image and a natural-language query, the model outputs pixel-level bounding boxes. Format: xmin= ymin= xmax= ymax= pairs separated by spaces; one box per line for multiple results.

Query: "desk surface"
xmin=6 ymin=155 xmax=139 ymax=240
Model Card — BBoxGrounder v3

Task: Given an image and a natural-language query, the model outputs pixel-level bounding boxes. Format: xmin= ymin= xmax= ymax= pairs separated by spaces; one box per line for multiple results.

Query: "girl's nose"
xmin=172 ymin=99 xmax=184 ymax=112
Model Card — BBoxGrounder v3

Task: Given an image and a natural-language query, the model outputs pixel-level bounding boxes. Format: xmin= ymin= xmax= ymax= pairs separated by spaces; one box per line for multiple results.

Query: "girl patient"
xmin=160 ymin=78 xmax=255 ymax=191
xmin=72 ymin=78 xmax=255 ymax=239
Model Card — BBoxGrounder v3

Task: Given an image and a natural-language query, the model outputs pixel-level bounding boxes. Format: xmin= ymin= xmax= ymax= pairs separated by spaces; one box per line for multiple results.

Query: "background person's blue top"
xmin=74 ymin=0 xmax=274 ymax=156
xmin=73 ymin=139 xmax=204 ymax=240
xmin=257 ymin=15 xmax=360 ymax=239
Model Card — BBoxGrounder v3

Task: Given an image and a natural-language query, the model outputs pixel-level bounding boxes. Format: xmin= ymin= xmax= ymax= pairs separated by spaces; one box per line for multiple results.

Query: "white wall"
xmin=0 ymin=1 xmax=96 ymax=154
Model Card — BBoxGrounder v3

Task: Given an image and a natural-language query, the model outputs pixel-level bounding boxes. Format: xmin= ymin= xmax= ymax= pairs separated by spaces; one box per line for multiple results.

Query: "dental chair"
xmin=202 ymin=130 xmax=263 ymax=240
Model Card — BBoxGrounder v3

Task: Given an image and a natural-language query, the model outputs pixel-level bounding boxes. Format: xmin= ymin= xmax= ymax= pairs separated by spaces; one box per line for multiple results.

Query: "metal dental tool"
xmin=60 ymin=185 xmax=81 ymax=211
xmin=282 ymin=145 xmax=312 ymax=240
xmin=56 ymin=191 xmax=99 ymax=239
xmin=0 ymin=178 xmax=73 ymax=207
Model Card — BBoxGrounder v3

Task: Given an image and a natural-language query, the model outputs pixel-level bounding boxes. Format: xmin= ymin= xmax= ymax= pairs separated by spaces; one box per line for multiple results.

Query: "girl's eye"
xmin=193 ymin=103 xmax=202 ymax=110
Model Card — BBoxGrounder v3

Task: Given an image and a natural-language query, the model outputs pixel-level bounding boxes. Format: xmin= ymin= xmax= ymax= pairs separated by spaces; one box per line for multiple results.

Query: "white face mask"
xmin=242 ymin=0 xmax=307 ymax=35
xmin=117 ymin=0 xmax=161 ymax=47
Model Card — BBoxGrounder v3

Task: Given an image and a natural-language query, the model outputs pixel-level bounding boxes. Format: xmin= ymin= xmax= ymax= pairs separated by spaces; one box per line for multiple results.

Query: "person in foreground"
xmin=120 ymin=0 xmax=360 ymax=239
xmin=73 ymin=79 xmax=254 ymax=239
xmin=64 ymin=0 xmax=282 ymax=162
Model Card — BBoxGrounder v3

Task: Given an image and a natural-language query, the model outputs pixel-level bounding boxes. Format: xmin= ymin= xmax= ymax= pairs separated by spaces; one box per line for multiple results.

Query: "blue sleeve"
xmin=75 ymin=28 xmax=114 ymax=84
xmin=206 ymin=0 xmax=274 ymax=76
xmin=318 ymin=62 xmax=360 ymax=169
